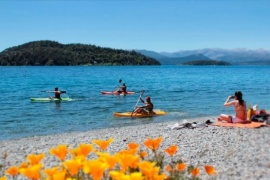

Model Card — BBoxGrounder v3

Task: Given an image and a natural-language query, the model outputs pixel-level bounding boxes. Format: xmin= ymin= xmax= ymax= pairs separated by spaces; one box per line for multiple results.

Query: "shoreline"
xmin=1 ymin=117 xmax=270 ymax=179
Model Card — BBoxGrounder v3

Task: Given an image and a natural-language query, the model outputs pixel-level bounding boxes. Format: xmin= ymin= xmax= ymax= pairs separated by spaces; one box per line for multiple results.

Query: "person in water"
xmin=50 ymin=87 xmax=66 ymax=99
xmin=134 ymin=96 xmax=154 ymax=114
xmin=218 ymin=91 xmax=247 ymax=123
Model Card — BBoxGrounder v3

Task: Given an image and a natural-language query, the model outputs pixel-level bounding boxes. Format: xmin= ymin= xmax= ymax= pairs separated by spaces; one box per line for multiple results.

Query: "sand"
xmin=1 ymin=117 xmax=270 ymax=180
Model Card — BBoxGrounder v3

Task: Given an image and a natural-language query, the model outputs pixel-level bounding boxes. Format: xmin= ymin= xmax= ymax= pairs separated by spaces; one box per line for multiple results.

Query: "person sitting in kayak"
xmin=49 ymin=87 xmax=66 ymax=99
xmin=115 ymin=83 xmax=127 ymax=94
xmin=134 ymin=96 xmax=154 ymax=114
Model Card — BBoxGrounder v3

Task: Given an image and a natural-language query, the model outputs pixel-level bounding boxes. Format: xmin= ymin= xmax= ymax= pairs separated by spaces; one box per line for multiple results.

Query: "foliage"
xmin=0 ymin=40 xmax=160 ymax=66
xmin=0 ymin=137 xmax=216 ymax=180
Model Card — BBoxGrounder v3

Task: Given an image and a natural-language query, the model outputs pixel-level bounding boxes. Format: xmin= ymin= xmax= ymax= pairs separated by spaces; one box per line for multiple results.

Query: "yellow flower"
xmin=144 ymin=137 xmax=163 ymax=151
xmin=138 ymin=161 xmax=160 ymax=179
xmin=190 ymin=167 xmax=200 ymax=177
xmin=52 ymin=169 xmax=66 ymax=180
xmin=62 ymin=159 xmax=82 ymax=176
xmin=0 ymin=177 xmax=7 ymax=180
xmin=5 ymin=166 xmax=19 ymax=176
xmin=164 ymin=145 xmax=178 ymax=157
xmin=83 ymin=159 xmax=108 ymax=180
xmin=110 ymin=171 xmax=144 ymax=180
xmin=152 ymin=173 xmax=167 ymax=180
xmin=27 ymin=153 xmax=45 ymax=165
xmin=92 ymin=138 xmax=114 ymax=151
xmin=204 ymin=165 xmax=217 ymax=175
xmin=50 ymin=144 xmax=68 ymax=161
xmin=109 ymin=171 xmax=121 ymax=179
xmin=19 ymin=163 xmax=42 ymax=179
xmin=70 ymin=143 xmax=93 ymax=158
xmin=175 ymin=163 xmax=186 ymax=172
xmin=97 ymin=152 xmax=118 ymax=170
xmin=128 ymin=172 xmax=144 ymax=180
xmin=117 ymin=153 xmax=140 ymax=172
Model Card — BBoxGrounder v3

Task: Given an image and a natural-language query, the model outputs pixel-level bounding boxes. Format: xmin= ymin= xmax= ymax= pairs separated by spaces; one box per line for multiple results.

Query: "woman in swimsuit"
xmin=218 ymin=91 xmax=247 ymax=123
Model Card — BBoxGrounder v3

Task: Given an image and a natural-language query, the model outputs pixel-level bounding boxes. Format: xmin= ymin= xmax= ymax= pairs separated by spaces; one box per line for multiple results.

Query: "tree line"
xmin=0 ymin=40 xmax=160 ymax=66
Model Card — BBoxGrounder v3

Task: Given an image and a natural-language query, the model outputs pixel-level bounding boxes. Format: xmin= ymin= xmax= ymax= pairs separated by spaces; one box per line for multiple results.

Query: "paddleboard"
xmin=113 ymin=110 xmax=167 ymax=118
xmin=30 ymin=97 xmax=73 ymax=102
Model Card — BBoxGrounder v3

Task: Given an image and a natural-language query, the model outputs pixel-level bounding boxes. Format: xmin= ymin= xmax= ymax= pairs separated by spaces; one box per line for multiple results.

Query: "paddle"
xmin=41 ymin=90 xmax=66 ymax=93
xmin=114 ymin=79 xmax=122 ymax=92
xmin=131 ymin=90 xmax=145 ymax=117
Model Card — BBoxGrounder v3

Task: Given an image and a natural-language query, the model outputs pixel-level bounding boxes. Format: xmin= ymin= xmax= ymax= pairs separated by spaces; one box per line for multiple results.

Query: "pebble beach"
xmin=1 ymin=117 xmax=270 ymax=180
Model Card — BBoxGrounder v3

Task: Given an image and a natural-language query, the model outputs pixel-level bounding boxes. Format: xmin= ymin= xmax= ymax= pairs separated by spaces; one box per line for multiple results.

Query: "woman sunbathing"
xmin=218 ymin=91 xmax=247 ymax=123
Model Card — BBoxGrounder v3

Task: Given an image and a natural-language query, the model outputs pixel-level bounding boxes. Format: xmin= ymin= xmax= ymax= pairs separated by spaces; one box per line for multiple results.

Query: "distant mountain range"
xmin=136 ymin=49 xmax=270 ymax=65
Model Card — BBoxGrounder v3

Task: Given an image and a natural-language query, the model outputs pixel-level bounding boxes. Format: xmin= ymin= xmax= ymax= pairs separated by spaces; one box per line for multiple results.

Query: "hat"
xmin=146 ymin=96 xmax=151 ymax=101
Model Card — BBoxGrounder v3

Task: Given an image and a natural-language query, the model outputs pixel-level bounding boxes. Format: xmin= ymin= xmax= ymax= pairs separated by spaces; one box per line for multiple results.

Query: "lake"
xmin=1 ymin=65 xmax=269 ymax=140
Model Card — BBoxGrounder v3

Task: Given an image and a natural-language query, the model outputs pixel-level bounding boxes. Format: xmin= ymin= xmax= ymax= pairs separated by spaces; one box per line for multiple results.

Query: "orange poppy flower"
xmin=152 ymin=173 xmax=167 ymax=180
xmin=19 ymin=163 xmax=42 ymax=179
xmin=165 ymin=164 xmax=172 ymax=173
xmin=164 ymin=145 xmax=178 ymax=157
xmin=5 ymin=166 xmax=19 ymax=176
xmin=176 ymin=163 xmax=186 ymax=172
xmin=26 ymin=153 xmax=45 ymax=165
xmin=110 ymin=171 xmax=144 ymax=180
xmin=204 ymin=165 xmax=216 ymax=175
xmin=18 ymin=162 xmax=28 ymax=169
xmin=140 ymin=151 xmax=148 ymax=159
xmin=52 ymin=169 xmax=66 ymax=180
xmin=83 ymin=159 xmax=108 ymax=180
xmin=50 ymin=144 xmax=68 ymax=161
xmin=109 ymin=171 xmax=124 ymax=179
xmin=43 ymin=167 xmax=60 ymax=177
xmin=96 ymin=152 xmax=118 ymax=170
xmin=138 ymin=161 xmax=160 ymax=178
xmin=128 ymin=142 xmax=140 ymax=150
xmin=190 ymin=167 xmax=200 ymax=177
xmin=117 ymin=153 xmax=140 ymax=172
xmin=70 ymin=143 xmax=93 ymax=157
xmin=118 ymin=148 xmax=137 ymax=155
xmin=92 ymin=138 xmax=114 ymax=151
xmin=62 ymin=159 xmax=82 ymax=176
xmin=143 ymin=137 xmax=163 ymax=151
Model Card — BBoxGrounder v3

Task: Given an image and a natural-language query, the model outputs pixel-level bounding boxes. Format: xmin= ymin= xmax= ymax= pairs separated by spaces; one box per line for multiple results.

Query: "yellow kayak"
xmin=113 ymin=110 xmax=167 ymax=118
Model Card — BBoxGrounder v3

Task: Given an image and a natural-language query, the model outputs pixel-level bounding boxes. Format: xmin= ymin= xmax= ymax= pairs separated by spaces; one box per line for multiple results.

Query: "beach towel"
xmin=212 ymin=121 xmax=269 ymax=128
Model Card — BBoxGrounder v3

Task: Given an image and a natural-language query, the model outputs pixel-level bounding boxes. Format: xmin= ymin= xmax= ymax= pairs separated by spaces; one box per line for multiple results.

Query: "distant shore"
xmin=1 ymin=117 xmax=270 ymax=180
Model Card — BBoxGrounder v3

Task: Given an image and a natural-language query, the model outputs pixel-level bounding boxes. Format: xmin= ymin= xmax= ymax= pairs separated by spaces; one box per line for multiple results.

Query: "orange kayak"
xmin=101 ymin=91 xmax=136 ymax=95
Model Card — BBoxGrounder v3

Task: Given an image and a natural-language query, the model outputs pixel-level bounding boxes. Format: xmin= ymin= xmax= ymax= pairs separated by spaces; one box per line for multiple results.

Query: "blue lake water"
xmin=1 ymin=65 xmax=270 ymax=140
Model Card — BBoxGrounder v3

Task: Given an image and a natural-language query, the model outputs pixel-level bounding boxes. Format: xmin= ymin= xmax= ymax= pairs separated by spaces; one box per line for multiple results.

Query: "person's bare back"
xmin=234 ymin=100 xmax=247 ymax=120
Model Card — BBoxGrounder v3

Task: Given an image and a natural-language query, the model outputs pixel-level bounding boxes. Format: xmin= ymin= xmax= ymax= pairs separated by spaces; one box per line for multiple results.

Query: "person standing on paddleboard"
xmin=134 ymin=96 xmax=154 ymax=114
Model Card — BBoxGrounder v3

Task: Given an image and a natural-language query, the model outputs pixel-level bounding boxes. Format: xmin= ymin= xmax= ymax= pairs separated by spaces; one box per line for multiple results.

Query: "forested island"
xmin=0 ymin=40 xmax=160 ymax=66
xmin=182 ymin=60 xmax=231 ymax=66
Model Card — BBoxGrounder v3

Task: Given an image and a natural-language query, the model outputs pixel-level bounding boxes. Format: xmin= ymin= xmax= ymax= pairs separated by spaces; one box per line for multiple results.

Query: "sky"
xmin=1 ymin=0 xmax=270 ymax=52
